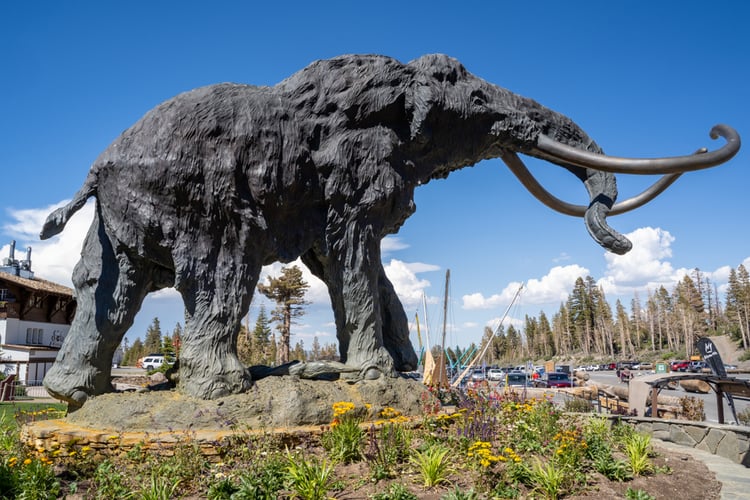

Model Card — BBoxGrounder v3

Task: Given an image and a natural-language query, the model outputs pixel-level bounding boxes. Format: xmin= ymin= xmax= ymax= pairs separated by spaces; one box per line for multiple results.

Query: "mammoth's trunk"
xmin=579 ymin=166 xmax=633 ymax=255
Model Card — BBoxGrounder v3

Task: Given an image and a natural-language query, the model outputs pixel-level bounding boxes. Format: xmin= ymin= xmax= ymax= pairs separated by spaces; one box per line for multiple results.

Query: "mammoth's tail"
xmin=39 ymin=171 xmax=98 ymax=240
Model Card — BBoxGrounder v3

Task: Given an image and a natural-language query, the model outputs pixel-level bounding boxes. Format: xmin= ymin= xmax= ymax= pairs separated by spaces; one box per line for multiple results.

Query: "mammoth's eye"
xmin=471 ymin=90 xmax=487 ymax=107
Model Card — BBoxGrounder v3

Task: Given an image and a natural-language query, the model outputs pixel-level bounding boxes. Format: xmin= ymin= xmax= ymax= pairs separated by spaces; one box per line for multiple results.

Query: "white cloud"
xmin=596 ymin=227 xmax=750 ymax=304
xmin=599 ymin=227 xmax=676 ymax=293
xmin=552 ymin=252 xmax=571 ymax=263
xmin=383 ymin=258 xmax=439 ymax=307
xmin=2 ymin=200 xmax=93 ymax=287
xmin=381 ymin=236 xmax=409 ymax=255
xmin=463 ymin=264 xmax=589 ymax=310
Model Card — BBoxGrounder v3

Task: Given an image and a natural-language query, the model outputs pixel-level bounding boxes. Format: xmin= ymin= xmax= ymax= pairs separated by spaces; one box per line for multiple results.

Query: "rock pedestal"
xmin=22 ymin=376 xmax=434 ymax=457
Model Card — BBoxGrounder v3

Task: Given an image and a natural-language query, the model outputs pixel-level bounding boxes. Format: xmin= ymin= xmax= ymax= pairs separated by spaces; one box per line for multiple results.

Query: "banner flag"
xmin=696 ymin=337 xmax=727 ymax=378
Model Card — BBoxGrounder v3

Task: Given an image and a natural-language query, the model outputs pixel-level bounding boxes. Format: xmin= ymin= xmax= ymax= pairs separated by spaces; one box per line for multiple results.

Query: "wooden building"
xmin=0 ymin=241 xmax=76 ymax=385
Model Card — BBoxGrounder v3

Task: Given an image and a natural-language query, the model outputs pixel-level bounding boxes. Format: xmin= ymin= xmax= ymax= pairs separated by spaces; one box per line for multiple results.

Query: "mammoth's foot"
xmin=176 ymin=352 xmax=252 ymax=399
xmin=43 ymin=362 xmax=115 ymax=410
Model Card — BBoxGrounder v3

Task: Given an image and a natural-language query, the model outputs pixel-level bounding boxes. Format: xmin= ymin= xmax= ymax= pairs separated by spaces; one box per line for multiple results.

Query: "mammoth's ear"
xmin=341 ymin=84 xmax=411 ymax=140
xmin=405 ymin=55 xmax=466 ymax=143
xmin=406 ymin=77 xmax=434 ymax=143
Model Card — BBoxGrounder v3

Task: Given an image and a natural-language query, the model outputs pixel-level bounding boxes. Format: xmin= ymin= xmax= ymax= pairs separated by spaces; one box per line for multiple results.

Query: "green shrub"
xmin=625 ymin=487 xmax=656 ymax=500
xmin=285 ymin=452 xmax=335 ymax=500
xmin=409 ymin=443 xmax=452 ymax=488
xmin=563 ymin=398 xmax=595 ymax=413
xmin=137 ymin=472 xmax=181 ymax=500
xmin=321 ymin=415 xmax=364 ymax=464
xmin=737 ymin=407 xmax=750 ymax=426
xmin=624 ymin=432 xmax=654 ymax=476
xmin=231 ymin=457 xmax=286 ymax=500
xmin=365 ymin=422 xmax=411 ymax=480
xmin=528 ymin=458 xmax=566 ymax=500
xmin=441 ymin=486 xmax=480 ymax=499
xmin=92 ymin=459 xmax=134 ymax=499
xmin=16 ymin=458 xmax=61 ymax=500
xmin=371 ymin=482 xmax=418 ymax=500
xmin=680 ymin=396 xmax=705 ymax=421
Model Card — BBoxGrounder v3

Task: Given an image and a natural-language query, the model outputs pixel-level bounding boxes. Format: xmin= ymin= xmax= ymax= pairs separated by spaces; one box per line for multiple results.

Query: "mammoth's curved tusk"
xmin=500 ymin=149 xmax=631 ymax=254
xmin=608 ymin=172 xmax=682 ymax=215
xmin=500 ymin=150 xmax=584 ymax=216
xmin=534 ymin=124 xmax=740 ymax=175
xmin=500 ymin=150 xmax=682 ymax=217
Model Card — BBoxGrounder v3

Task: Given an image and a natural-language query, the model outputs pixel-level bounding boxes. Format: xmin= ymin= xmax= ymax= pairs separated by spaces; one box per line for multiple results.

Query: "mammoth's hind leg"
xmin=176 ymin=247 xmax=257 ymax=399
xmin=44 ymin=212 xmax=155 ymax=407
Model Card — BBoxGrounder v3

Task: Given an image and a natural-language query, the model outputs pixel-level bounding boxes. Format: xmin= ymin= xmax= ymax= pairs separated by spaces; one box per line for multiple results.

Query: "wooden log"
xmin=573 ymin=370 xmax=590 ymax=382
xmin=585 ymin=381 xmax=682 ymax=406
xmin=679 ymin=379 xmax=711 ymax=393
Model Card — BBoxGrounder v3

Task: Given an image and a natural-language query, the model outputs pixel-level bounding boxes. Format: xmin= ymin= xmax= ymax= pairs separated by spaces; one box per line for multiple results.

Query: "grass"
xmin=0 ymin=402 xmax=67 ymax=428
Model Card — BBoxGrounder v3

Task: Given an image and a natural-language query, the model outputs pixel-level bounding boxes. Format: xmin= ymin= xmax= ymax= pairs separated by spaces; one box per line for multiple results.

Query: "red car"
xmin=670 ymin=360 xmax=689 ymax=372
xmin=535 ymin=372 xmax=573 ymax=388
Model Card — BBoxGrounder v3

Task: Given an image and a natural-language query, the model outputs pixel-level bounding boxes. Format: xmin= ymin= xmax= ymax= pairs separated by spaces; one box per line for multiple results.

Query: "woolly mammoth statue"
xmin=41 ymin=54 xmax=739 ymax=406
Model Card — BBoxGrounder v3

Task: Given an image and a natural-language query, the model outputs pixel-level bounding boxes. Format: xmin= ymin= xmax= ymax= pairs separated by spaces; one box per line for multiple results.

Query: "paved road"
xmin=586 ymin=370 xmax=749 ymax=424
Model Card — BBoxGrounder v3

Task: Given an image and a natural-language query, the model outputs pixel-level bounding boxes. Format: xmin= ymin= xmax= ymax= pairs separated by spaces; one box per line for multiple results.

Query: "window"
xmin=25 ymin=328 xmax=44 ymax=345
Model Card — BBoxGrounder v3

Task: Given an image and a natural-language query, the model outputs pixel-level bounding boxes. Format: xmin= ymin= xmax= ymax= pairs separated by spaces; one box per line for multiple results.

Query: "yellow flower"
xmin=23 ymin=458 xmax=32 ymax=465
xmin=332 ymin=401 xmax=356 ymax=418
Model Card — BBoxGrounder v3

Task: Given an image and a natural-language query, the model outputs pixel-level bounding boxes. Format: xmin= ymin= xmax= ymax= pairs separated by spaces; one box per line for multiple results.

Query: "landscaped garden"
xmin=0 ymin=389 xmax=720 ymax=499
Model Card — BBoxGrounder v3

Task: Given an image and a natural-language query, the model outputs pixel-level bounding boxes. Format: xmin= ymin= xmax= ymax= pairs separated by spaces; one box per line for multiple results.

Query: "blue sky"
xmin=2 ymin=1 xmax=748 ymax=354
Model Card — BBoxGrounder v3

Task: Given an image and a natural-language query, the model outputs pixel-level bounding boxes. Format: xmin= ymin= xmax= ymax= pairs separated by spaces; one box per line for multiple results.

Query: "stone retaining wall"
xmin=612 ymin=416 xmax=750 ymax=467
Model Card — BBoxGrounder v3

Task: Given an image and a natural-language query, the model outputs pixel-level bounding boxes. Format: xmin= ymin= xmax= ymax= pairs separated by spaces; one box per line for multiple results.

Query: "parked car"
xmin=725 ymin=364 xmax=738 ymax=371
xmin=487 ymin=368 xmax=505 ymax=381
xmin=505 ymin=372 xmax=531 ymax=387
xmin=670 ymin=360 xmax=690 ymax=372
xmin=470 ymin=369 xmax=486 ymax=382
xmin=688 ymin=361 xmax=709 ymax=373
xmin=535 ymin=372 xmax=574 ymax=388
xmin=141 ymin=355 xmax=166 ymax=370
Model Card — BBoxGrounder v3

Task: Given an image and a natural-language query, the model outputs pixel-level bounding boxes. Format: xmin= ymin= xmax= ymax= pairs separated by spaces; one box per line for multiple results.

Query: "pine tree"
xmin=171 ymin=323 xmax=182 ymax=357
xmin=567 ymin=277 xmax=592 ymax=355
xmin=319 ymin=342 xmax=339 ymax=361
xmin=538 ymin=311 xmax=554 ymax=358
xmin=311 ymin=336 xmax=322 ymax=360
xmin=162 ymin=335 xmax=176 ymax=360
xmin=257 ymin=265 xmax=310 ymax=365
xmin=252 ymin=305 xmax=273 ymax=363
xmin=143 ymin=318 xmax=163 ymax=355
xmin=291 ymin=340 xmax=306 ymax=361
xmin=123 ymin=338 xmax=144 ymax=366
xmin=726 ymin=265 xmax=750 ymax=349
xmin=524 ymin=315 xmax=538 ymax=359
xmin=236 ymin=324 xmax=253 ymax=365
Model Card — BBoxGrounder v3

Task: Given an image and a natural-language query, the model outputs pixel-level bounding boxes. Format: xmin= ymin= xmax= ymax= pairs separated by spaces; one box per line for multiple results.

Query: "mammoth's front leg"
xmin=44 ymin=212 xmax=152 ymax=408
xmin=175 ymin=246 xmax=255 ymax=399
